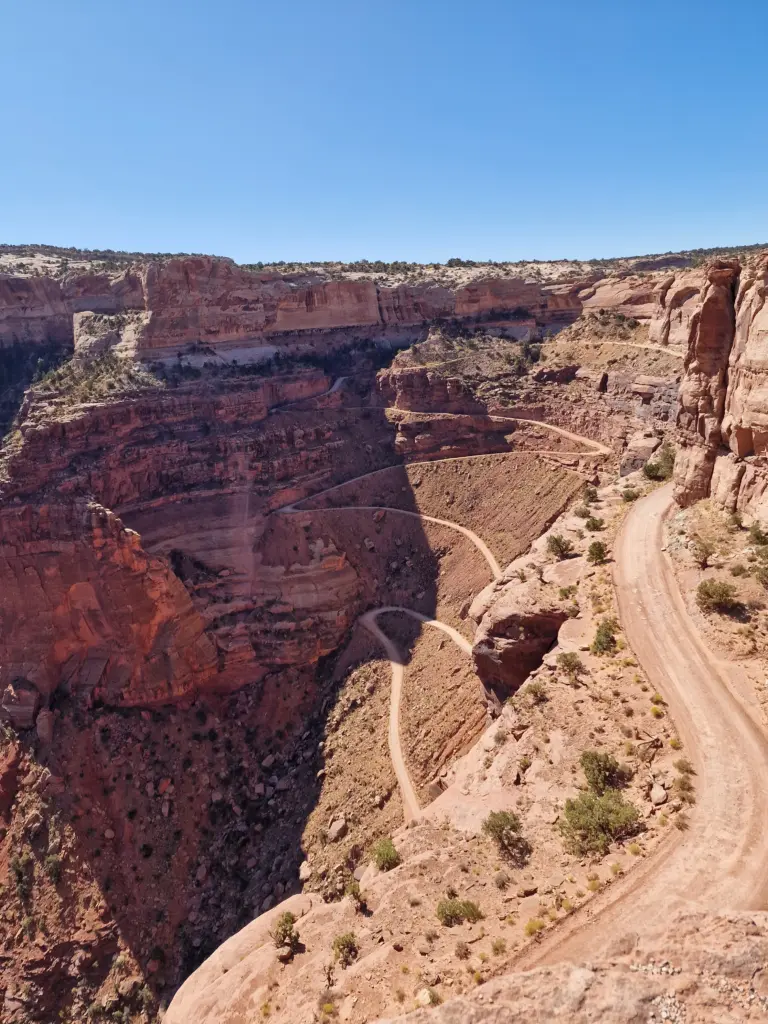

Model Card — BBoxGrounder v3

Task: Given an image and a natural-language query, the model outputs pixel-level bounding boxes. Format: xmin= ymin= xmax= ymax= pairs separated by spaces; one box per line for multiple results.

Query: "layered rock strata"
xmin=0 ymin=370 xmax=397 ymax=710
xmin=673 ymin=255 xmax=768 ymax=517
xmin=1 ymin=254 xmax=742 ymax=364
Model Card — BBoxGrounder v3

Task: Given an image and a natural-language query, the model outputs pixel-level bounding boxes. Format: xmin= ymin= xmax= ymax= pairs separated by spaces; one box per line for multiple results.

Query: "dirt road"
xmin=514 ymin=482 xmax=768 ymax=966
xmin=360 ymin=607 xmax=472 ymax=823
xmin=275 ymin=412 xmax=609 ymax=820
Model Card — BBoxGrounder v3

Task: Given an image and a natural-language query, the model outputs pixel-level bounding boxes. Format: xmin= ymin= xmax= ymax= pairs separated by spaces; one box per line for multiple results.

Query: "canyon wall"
xmin=0 ymin=370 xmax=403 ymax=714
xmin=0 ymin=256 xmax=703 ymax=363
xmin=673 ymin=254 xmax=768 ymax=519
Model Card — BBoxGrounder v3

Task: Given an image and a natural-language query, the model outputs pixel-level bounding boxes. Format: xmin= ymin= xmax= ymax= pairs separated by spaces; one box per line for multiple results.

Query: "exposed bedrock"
xmin=0 ymin=254 xmax=709 ymax=360
xmin=674 ymin=254 xmax=768 ymax=516
xmin=0 ymin=501 xmax=217 ymax=708
xmin=468 ymin=576 xmax=569 ymax=700
xmin=0 ymin=370 xmax=409 ymax=710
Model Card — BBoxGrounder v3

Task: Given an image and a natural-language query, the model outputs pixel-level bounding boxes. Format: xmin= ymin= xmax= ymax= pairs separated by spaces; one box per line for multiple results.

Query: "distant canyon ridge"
xmin=0 ymin=248 xmax=725 ymax=362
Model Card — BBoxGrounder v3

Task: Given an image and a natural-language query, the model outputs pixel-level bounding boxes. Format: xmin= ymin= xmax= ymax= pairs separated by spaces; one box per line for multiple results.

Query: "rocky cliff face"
xmin=673 ymin=255 xmax=768 ymax=517
xmin=0 ymin=255 xmax=704 ymax=363
xmin=0 ymin=368 xmax=398 ymax=711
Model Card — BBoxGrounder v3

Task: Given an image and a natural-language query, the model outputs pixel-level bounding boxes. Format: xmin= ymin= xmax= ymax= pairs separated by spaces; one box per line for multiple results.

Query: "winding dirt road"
xmin=281 ymin=396 xmax=768 ymax=959
xmin=514 ymin=483 xmax=768 ymax=966
xmin=360 ymin=608 xmax=472 ymax=823
xmin=274 ymin=410 xmax=610 ymax=818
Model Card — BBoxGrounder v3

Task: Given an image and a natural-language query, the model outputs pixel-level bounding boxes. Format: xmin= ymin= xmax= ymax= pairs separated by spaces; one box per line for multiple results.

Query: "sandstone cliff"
xmin=673 ymin=254 xmax=768 ymax=518
xmin=0 ymin=254 xmax=714 ymax=364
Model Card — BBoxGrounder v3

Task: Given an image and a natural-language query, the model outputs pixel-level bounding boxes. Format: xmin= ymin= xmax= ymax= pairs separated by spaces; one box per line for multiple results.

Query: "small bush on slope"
xmin=547 ymin=534 xmax=574 ymax=560
xmin=482 ymin=810 xmax=532 ymax=865
xmin=559 ymin=790 xmax=640 ymax=855
xmin=696 ymin=579 xmax=740 ymax=613
xmin=580 ymin=750 xmax=631 ymax=794
xmin=372 ymin=838 xmax=400 ymax=871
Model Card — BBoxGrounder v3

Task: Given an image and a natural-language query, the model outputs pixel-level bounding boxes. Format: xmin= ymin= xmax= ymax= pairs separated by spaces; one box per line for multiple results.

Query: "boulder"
xmin=0 ymin=680 xmax=40 ymax=730
xmin=327 ymin=818 xmax=348 ymax=842
xmin=650 ymin=784 xmax=667 ymax=806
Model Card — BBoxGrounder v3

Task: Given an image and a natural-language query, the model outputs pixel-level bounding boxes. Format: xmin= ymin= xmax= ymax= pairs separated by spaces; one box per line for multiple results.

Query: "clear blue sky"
xmin=3 ymin=0 xmax=767 ymax=263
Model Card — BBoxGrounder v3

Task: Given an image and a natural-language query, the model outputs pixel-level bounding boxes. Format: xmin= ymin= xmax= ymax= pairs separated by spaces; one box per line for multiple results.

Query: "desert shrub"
xmin=372 ymin=838 xmax=400 ymax=871
xmin=559 ymin=790 xmax=640 ymax=855
xmin=10 ymin=850 xmax=32 ymax=898
xmin=690 ymin=536 xmax=716 ymax=568
xmin=525 ymin=679 xmax=548 ymax=704
xmin=333 ymin=932 xmax=359 ymax=967
xmin=455 ymin=941 xmax=470 ymax=960
xmin=44 ymin=854 xmax=62 ymax=883
xmin=491 ymin=938 xmax=507 ymax=955
xmin=547 ymin=534 xmax=573 ymax=560
xmin=755 ymin=565 xmax=768 ymax=589
xmin=730 ymin=562 xmax=748 ymax=577
xmin=557 ymin=651 xmax=585 ymax=680
xmin=591 ymin=616 xmax=619 ymax=654
xmin=587 ymin=541 xmax=608 ymax=564
xmin=643 ymin=443 xmax=675 ymax=480
xmin=524 ymin=917 xmax=545 ymax=936
xmin=674 ymin=757 xmax=695 ymax=775
xmin=573 ymin=504 xmax=591 ymax=519
xmin=482 ymin=811 xmax=532 ymax=865
xmin=345 ymin=880 xmax=366 ymax=912
xmin=585 ymin=516 xmax=604 ymax=532
xmin=271 ymin=912 xmax=300 ymax=956
xmin=749 ymin=523 xmax=768 ymax=546
xmin=696 ymin=579 xmax=740 ymax=613
xmin=622 ymin=488 xmax=640 ymax=502
xmin=559 ymin=585 xmax=577 ymax=599
xmin=436 ymin=899 xmax=483 ymax=927
xmin=582 ymin=485 xmax=598 ymax=504
xmin=494 ymin=871 xmax=510 ymax=890
xmin=580 ymin=750 xmax=630 ymax=794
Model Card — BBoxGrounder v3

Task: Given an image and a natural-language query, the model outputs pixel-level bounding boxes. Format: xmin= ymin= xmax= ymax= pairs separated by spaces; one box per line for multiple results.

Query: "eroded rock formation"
xmin=673 ymin=254 xmax=768 ymax=518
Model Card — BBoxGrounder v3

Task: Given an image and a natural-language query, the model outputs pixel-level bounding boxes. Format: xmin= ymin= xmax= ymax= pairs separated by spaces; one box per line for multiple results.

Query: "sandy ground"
xmin=512 ymin=484 xmax=768 ymax=970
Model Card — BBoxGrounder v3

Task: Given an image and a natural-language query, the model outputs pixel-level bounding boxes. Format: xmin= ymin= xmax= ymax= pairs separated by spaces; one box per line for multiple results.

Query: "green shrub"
xmin=557 ymin=651 xmax=585 ymax=680
xmin=591 ymin=616 xmax=619 ymax=654
xmin=580 ymin=750 xmax=630 ymax=794
xmin=547 ymin=534 xmax=574 ymax=560
xmin=345 ymin=880 xmax=366 ymax=912
xmin=690 ymin=536 xmax=715 ymax=568
xmin=524 ymin=917 xmax=545 ymax=936
xmin=333 ymin=932 xmax=358 ymax=967
xmin=622 ymin=488 xmax=640 ymax=502
xmin=749 ymin=523 xmax=768 ymax=546
xmin=10 ymin=850 xmax=32 ymax=898
xmin=372 ymin=838 xmax=400 ymax=871
xmin=696 ymin=579 xmax=740 ymax=613
xmin=482 ymin=811 xmax=532 ymax=865
xmin=44 ymin=854 xmax=62 ymax=883
xmin=559 ymin=790 xmax=641 ymax=855
xmin=573 ymin=504 xmax=591 ymax=519
xmin=585 ymin=516 xmax=604 ymax=532
xmin=271 ymin=912 xmax=300 ymax=956
xmin=491 ymin=938 xmax=507 ymax=955
xmin=525 ymin=679 xmax=548 ymax=704
xmin=582 ymin=485 xmax=598 ymax=504
xmin=643 ymin=443 xmax=675 ymax=481
xmin=587 ymin=541 xmax=608 ymax=564
xmin=436 ymin=899 xmax=484 ymax=927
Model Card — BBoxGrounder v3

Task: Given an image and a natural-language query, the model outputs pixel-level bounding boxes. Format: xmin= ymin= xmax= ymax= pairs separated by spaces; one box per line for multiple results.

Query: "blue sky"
xmin=2 ymin=0 xmax=767 ymax=263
